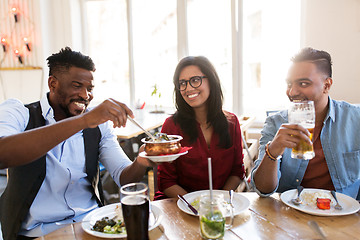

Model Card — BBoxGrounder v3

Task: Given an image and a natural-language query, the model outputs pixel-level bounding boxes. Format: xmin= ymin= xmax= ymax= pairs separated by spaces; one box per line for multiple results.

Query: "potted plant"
xmin=150 ymin=84 xmax=164 ymax=113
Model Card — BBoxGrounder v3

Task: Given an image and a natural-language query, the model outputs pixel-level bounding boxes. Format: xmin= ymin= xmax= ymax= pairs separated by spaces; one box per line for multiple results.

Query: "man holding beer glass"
xmin=251 ymin=47 xmax=360 ymax=200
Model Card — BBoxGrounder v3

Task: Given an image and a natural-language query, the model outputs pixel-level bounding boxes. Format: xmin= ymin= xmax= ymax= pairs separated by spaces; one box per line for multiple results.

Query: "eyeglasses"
xmin=176 ymin=76 xmax=206 ymax=91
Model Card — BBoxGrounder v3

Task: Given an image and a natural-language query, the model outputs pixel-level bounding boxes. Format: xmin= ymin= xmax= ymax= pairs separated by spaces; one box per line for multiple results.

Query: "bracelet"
xmin=265 ymin=142 xmax=279 ymax=161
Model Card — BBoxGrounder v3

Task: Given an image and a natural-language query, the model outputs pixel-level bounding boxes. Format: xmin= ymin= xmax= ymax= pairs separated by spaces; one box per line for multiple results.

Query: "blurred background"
xmin=1 ymin=0 xmax=360 ymax=127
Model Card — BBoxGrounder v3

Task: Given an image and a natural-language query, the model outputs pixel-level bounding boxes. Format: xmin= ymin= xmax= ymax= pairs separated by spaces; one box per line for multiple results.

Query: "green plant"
xmin=151 ymin=84 xmax=161 ymax=99
xmin=150 ymin=84 xmax=164 ymax=113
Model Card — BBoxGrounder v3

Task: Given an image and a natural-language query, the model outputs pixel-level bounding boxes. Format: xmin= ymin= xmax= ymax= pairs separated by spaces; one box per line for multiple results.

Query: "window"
xmin=187 ymin=0 xmax=233 ymax=111
xmin=242 ymin=0 xmax=301 ymax=122
xmin=84 ymin=0 xmax=301 ymax=123
xmin=85 ymin=0 xmax=130 ymax=106
xmin=131 ymin=0 xmax=177 ymax=110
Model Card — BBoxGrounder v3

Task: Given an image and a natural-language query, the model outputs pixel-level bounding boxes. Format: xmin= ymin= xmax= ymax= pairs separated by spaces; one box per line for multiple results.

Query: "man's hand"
xmin=83 ymin=98 xmax=134 ymax=129
xmin=136 ymin=144 xmax=158 ymax=168
xmin=269 ymin=123 xmax=312 ymax=157
xmin=119 ymin=144 xmax=159 ymax=185
xmin=253 ymin=123 xmax=312 ymax=194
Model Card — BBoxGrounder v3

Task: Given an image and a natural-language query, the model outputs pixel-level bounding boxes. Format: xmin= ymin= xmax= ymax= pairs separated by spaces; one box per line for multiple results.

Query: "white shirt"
xmin=0 ymin=95 xmax=132 ymax=237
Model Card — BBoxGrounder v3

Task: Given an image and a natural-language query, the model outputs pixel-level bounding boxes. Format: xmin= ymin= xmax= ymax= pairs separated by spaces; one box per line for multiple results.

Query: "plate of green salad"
xmin=82 ymin=203 xmax=162 ymax=238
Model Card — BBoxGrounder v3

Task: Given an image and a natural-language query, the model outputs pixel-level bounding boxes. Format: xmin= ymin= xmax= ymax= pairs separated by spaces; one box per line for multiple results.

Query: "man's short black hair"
xmin=46 ymin=46 xmax=96 ymax=76
xmin=291 ymin=47 xmax=332 ymax=77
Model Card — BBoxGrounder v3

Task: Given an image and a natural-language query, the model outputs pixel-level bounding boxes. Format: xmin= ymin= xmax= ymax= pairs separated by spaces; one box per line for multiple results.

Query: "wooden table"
xmin=37 ymin=192 xmax=360 ymax=240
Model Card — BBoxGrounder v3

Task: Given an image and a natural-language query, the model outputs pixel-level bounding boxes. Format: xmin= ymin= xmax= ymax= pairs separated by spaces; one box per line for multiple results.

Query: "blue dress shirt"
xmin=251 ymin=97 xmax=360 ymax=200
xmin=0 ymin=95 xmax=132 ymax=237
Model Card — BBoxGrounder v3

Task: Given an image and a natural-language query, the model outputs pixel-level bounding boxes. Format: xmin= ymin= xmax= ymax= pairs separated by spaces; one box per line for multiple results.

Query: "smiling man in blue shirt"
xmin=251 ymin=47 xmax=360 ymax=200
xmin=0 ymin=47 xmax=154 ymax=240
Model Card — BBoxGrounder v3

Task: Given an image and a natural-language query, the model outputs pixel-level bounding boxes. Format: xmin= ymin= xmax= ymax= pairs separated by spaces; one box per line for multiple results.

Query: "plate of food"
xmin=139 ymin=133 xmax=190 ymax=162
xmin=139 ymin=150 xmax=188 ymax=163
xmin=142 ymin=134 xmax=183 ymax=156
xmin=280 ymin=188 xmax=360 ymax=216
xmin=82 ymin=203 xmax=163 ymax=238
xmin=177 ymin=190 xmax=250 ymax=216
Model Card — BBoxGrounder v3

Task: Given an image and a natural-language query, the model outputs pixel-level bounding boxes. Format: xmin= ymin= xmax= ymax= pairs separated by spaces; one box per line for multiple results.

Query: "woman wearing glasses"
xmin=155 ymin=56 xmax=245 ymax=199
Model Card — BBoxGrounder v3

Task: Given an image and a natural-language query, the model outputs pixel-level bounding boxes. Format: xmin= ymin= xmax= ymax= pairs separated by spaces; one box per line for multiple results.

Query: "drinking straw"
xmin=208 ymin=158 xmax=213 ymax=204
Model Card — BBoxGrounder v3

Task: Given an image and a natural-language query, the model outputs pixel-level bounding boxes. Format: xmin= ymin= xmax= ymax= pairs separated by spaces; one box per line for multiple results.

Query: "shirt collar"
xmin=39 ymin=93 xmax=90 ymax=127
xmin=40 ymin=92 xmax=55 ymax=121
xmin=323 ymin=96 xmax=335 ymax=123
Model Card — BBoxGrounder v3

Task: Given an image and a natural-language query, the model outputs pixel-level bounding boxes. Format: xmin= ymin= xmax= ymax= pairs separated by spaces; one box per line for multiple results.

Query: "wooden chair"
xmin=236 ymin=137 xmax=259 ymax=192
xmin=148 ymin=168 xmax=157 ymax=201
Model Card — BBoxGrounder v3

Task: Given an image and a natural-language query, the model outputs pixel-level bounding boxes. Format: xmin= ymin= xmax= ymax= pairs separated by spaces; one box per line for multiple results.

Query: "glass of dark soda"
xmin=120 ymin=182 xmax=149 ymax=240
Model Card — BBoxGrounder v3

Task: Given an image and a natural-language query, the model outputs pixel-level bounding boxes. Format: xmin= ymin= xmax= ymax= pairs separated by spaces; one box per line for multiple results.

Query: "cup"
xmin=288 ymin=100 xmax=315 ymax=160
xmin=120 ymin=182 xmax=149 ymax=240
xmin=199 ymin=194 xmax=234 ymax=240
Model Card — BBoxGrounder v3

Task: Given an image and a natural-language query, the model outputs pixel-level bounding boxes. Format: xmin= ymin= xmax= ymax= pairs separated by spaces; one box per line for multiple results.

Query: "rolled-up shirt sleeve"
xmin=98 ymin=121 xmax=132 ymax=187
xmin=250 ymin=115 xmax=282 ymax=197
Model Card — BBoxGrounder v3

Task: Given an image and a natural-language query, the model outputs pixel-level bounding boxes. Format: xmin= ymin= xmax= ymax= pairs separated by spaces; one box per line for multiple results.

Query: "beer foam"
xmin=121 ymin=195 xmax=148 ymax=205
xmin=302 ymin=123 xmax=315 ymax=129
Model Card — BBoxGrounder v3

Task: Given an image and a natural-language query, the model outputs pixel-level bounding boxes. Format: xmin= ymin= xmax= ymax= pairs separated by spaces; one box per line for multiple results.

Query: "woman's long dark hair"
xmin=172 ymin=56 xmax=231 ymax=148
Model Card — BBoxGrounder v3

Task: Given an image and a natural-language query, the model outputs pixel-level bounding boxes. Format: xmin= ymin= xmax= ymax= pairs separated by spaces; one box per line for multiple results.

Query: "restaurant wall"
xmin=301 ymin=0 xmax=360 ymax=104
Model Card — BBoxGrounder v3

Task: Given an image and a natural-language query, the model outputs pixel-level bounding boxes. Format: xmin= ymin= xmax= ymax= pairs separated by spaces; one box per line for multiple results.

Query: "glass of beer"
xmin=120 ymin=182 xmax=149 ymax=240
xmin=288 ymin=100 xmax=315 ymax=160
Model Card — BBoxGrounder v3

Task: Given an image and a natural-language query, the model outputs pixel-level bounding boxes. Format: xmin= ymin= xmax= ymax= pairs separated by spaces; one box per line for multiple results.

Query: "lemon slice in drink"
xmin=200 ymin=221 xmax=223 ymax=239
xmin=200 ymin=211 xmax=225 ymax=239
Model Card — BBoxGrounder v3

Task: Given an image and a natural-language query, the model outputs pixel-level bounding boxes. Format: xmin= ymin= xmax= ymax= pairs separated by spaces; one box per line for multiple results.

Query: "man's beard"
xmin=62 ymin=99 xmax=89 ymax=117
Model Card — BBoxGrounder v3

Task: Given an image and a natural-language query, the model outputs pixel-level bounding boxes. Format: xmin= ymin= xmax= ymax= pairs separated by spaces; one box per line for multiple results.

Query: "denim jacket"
xmin=251 ymin=97 xmax=360 ymax=200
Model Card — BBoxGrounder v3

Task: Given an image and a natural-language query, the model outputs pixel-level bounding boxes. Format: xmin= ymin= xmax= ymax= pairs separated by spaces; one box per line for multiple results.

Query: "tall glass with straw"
xmin=199 ymin=158 xmax=233 ymax=239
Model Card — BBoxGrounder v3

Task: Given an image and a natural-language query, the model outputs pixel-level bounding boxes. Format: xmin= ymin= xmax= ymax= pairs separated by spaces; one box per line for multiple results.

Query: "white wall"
xmin=302 ymin=0 xmax=360 ymax=103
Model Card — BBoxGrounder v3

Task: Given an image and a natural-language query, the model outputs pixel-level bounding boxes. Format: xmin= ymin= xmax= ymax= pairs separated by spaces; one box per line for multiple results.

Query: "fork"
xmin=291 ymin=185 xmax=304 ymax=205
xmin=127 ymin=116 xmax=156 ymax=141
xmin=229 ymin=190 xmax=234 ymax=208
xmin=331 ymin=190 xmax=343 ymax=210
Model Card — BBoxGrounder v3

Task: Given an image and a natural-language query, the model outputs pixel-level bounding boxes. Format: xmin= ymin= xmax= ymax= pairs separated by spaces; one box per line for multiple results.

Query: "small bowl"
xmin=141 ymin=135 xmax=183 ymax=156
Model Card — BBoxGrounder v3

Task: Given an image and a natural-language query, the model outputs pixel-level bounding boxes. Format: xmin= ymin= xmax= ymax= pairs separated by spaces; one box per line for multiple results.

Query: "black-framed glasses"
xmin=176 ymin=76 xmax=206 ymax=91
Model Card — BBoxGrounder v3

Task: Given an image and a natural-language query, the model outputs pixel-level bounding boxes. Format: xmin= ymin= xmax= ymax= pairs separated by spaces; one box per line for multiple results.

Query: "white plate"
xmin=139 ymin=151 xmax=188 ymax=162
xmin=280 ymin=188 xmax=360 ymax=216
xmin=177 ymin=190 xmax=250 ymax=216
xmin=82 ymin=203 xmax=163 ymax=239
